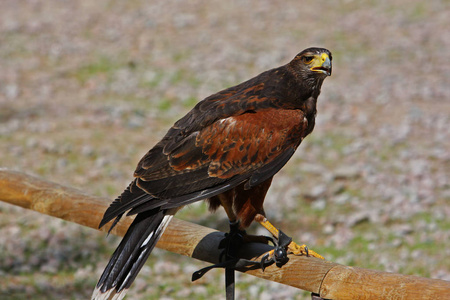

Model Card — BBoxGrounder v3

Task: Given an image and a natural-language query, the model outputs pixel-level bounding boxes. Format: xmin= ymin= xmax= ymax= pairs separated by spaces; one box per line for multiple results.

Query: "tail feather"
xmin=92 ymin=208 xmax=174 ymax=300
xmin=99 ymin=180 xmax=154 ymax=229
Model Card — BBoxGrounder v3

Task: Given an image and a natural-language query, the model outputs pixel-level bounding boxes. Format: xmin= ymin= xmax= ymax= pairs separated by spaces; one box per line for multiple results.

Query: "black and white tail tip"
xmin=91 ymin=211 xmax=174 ymax=300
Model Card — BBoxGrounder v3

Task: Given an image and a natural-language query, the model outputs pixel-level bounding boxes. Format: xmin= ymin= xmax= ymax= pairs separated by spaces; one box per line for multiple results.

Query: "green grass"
xmin=157 ymin=97 xmax=173 ymax=111
xmin=71 ymin=56 xmax=122 ymax=84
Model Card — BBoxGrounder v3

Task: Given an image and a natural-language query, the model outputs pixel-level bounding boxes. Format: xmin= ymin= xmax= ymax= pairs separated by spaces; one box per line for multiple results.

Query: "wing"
xmin=100 ymin=108 xmax=308 ymax=228
xmin=135 ymin=108 xmax=307 ymax=208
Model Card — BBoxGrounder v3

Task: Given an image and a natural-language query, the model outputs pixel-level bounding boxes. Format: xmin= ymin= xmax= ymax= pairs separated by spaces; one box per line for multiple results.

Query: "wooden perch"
xmin=0 ymin=169 xmax=448 ymax=299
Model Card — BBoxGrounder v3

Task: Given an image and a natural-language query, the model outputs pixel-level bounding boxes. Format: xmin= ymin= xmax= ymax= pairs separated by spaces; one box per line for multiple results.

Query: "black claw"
xmin=260 ymin=253 xmax=271 ymax=272
xmin=304 ymin=246 xmax=309 ymax=257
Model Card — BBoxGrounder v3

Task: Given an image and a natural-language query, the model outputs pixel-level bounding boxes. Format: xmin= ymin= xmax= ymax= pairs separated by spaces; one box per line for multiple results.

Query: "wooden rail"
xmin=0 ymin=169 xmax=449 ymax=299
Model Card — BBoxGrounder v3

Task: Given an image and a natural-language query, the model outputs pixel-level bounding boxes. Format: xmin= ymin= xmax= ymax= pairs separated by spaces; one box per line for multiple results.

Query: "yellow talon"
xmin=256 ymin=216 xmax=325 ymax=260
xmin=287 ymin=241 xmax=324 ymax=259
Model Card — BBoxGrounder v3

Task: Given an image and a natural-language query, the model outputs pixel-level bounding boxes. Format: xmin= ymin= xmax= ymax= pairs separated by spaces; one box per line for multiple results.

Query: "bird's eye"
xmin=302 ymin=56 xmax=314 ymax=63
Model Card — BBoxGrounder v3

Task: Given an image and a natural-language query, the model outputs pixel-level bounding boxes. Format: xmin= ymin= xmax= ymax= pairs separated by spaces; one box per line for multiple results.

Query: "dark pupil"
xmin=303 ymin=56 xmax=313 ymax=62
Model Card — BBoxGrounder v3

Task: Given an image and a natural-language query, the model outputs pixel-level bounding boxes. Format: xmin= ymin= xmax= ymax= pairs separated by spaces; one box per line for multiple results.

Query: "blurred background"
xmin=0 ymin=1 xmax=449 ymax=299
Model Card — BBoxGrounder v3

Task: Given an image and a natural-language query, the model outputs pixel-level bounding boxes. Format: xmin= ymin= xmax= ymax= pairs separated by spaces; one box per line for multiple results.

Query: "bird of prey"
xmin=92 ymin=47 xmax=332 ymax=300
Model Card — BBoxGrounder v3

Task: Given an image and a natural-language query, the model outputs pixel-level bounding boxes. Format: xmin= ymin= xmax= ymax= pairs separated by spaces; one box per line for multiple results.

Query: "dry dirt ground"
xmin=0 ymin=1 xmax=449 ymax=299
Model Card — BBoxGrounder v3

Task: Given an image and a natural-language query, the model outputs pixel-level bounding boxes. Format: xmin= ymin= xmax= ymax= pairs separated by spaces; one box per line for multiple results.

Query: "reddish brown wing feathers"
xmin=131 ymin=108 xmax=308 ymax=205
xmin=194 ymin=109 xmax=308 ymax=179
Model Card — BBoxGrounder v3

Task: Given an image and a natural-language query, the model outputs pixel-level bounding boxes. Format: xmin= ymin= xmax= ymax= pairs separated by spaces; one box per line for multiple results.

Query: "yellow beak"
xmin=311 ymin=53 xmax=332 ymax=76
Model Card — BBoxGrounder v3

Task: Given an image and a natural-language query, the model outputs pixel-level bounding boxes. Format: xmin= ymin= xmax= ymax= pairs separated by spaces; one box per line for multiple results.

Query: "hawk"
xmin=93 ymin=47 xmax=332 ymax=299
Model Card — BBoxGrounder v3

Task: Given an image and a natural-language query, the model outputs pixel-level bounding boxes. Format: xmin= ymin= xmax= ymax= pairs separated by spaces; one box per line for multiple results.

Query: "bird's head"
xmin=289 ymin=47 xmax=332 ymax=78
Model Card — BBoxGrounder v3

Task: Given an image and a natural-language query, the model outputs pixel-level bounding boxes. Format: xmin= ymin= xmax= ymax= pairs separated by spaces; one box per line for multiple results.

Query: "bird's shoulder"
xmin=171 ymin=64 xmax=298 ymax=135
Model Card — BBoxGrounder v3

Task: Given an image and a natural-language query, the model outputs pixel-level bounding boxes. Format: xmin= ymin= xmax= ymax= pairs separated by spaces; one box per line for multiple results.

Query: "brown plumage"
xmin=92 ymin=47 xmax=332 ymax=300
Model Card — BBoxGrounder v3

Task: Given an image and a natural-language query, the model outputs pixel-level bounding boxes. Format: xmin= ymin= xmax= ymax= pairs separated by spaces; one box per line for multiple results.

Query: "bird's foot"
xmin=259 ymin=229 xmax=291 ymax=270
xmin=286 ymin=241 xmax=324 ymax=259
xmin=256 ymin=216 xmax=325 ymax=270
xmin=259 ymin=229 xmax=324 ymax=271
